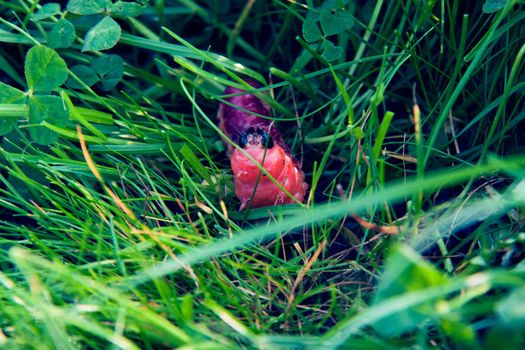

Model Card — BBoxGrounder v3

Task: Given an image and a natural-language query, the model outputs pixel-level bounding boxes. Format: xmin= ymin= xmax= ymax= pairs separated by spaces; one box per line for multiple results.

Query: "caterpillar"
xmin=218 ymin=82 xmax=308 ymax=210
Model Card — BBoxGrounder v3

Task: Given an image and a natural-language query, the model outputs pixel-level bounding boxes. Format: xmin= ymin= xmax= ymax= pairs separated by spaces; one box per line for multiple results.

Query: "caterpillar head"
xmin=239 ymin=127 xmax=274 ymax=149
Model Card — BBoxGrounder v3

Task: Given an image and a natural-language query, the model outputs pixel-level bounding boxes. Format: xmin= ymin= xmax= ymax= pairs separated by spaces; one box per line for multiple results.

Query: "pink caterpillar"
xmin=217 ymin=82 xmax=308 ymax=210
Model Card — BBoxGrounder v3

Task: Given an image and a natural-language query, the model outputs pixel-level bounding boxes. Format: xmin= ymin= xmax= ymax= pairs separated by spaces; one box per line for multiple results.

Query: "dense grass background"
xmin=0 ymin=0 xmax=524 ymax=348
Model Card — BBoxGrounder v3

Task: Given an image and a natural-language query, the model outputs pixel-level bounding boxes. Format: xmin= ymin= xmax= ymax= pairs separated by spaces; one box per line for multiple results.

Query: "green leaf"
xmin=371 ymin=82 xmax=385 ymax=108
xmin=179 ymin=143 xmax=211 ymax=181
xmin=107 ymin=1 xmax=146 ymax=17
xmin=372 ymin=111 xmax=394 ymax=160
xmin=66 ymin=0 xmax=105 ymax=15
xmin=0 ymin=119 xmax=16 ymax=136
xmin=485 ymin=326 xmax=525 ymax=349
xmin=350 ymin=126 xmax=365 ymax=139
xmin=0 ymin=83 xmax=26 ymax=135
xmin=24 ymin=46 xmax=68 ymax=92
xmin=440 ymin=318 xmax=478 ymax=348
xmin=319 ymin=8 xmax=354 ymax=36
xmin=371 ymin=245 xmax=447 ymax=337
xmin=330 ymin=65 xmax=354 ymax=124
xmin=482 ymin=0 xmax=508 ymax=13
xmin=497 ymin=285 xmax=525 ymax=327
xmin=321 ymin=40 xmax=343 ymax=62
xmin=31 ymin=3 xmax=61 ymax=21
xmin=47 ymin=19 xmax=75 ymax=49
xmin=67 ymin=65 xmax=100 ymax=89
xmin=302 ymin=18 xmax=323 ymax=43
xmin=415 ymin=0 xmax=438 ymax=28
xmin=91 ymin=54 xmax=124 ymax=90
xmin=82 ymin=17 xmax=122 ymax=52
xmin=0 ymin=82 xmax=25 ymax=103
xmin=28 ymin=95 xmax=69 ymax=144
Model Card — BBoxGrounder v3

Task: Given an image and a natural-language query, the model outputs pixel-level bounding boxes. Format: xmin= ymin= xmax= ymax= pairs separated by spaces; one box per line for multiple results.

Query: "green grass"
xmin=0 ymin=0 xmax=524 ymax=349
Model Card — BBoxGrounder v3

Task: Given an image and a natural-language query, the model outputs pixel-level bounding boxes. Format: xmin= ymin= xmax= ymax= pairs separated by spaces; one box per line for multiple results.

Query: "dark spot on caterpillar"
xmin=239 ymin=130 xmax=248 ymax=148
xmin=239 ymin=127 xmax=274 ymax=149
xmin=260 ymin=128 xmax=274 ymax=149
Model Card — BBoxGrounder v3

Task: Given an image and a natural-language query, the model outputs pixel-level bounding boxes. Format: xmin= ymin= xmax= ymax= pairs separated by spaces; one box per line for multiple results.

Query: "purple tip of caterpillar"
xmin=217 ymin=80 xmax=286 ymax=153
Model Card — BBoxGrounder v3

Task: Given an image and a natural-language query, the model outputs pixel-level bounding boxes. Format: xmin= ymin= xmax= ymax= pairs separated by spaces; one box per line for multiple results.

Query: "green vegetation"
xmin=0 ymin=0 xmax=524 ymax=348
